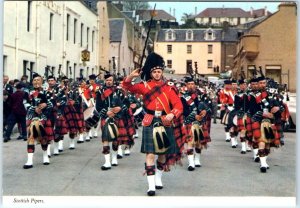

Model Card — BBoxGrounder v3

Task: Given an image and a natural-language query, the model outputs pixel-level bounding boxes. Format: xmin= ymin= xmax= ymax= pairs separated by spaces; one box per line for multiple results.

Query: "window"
xmin=66 ymin=61 xmax=70 ymax=77
xmin=167 ymin=60 xmax=172 ymax=68
xmin=187 ymin=45 xmax=192 ymax=54
xmin=92 ymin=31 xmax=95 ymax=51
xmin=73 ymin=63 xmax=77 ymax=79
xmin=27 ymin=1 xmax=32 ymax=32
xmin=167 ymin=45 xmax=172 ymax=54
xmin=186 ymin=60 xmax=192 ymax=74
xmin=168 ymin=31 xmax=172 ymax=40
xmin=207 ymin=60 xmax=213 ymax=68
xmin=208 ymin=45 xmax=213 ymax=53
xmin=186 ymin=30 xmax=193 ymax=40
xmin=165 ymin=29 xmax=175 ymax=41
xmin=74 ymin=18 xmax=77 ymax=44
xmin=49 ymin=13 xmax=54 ymax=40
xmin=87 ymin=27 xmax=89 ymax=49
xmin=80 ymin=23 xmax=84 ymax=47
xmin=204 ymin=28 xmax=215 ymax=41
xmin=3 ymin=55 xmax=7 ymax=74
xmin=66 ymin=14 xmax=70 ymax=41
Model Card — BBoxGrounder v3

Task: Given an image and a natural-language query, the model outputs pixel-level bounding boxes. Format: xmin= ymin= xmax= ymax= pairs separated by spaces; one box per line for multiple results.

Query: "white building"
xmin=3 ymin=1 xmax=100 ymax=80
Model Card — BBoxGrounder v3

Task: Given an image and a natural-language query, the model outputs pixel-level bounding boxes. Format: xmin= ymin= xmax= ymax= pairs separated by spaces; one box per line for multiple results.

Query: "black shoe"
xmin=69 ymin=147 xmax=75 ymax=150
xmin=112 ymin=163 xmax=118 ymax=167
xmin=101 ymin=166 xmax=111 ymax=170
xmin=54 ymin=153 xmax=59 ymax=156
xmin=117 ymin=154 xmax=123 ymax=159
xmin=195 ymin=164 xmax=201 ymax=167
xmin=225 ymin=139 xmax=230 ymax=142
xmin=90 ymin=137 xmax=93 ymax=140
xmin=23 ymin=165 xmax=33 ymax=169
xmin=260 ymin=167 xmax=267 ymax=173
xmin=254 ymin=157 xmax=260 ymax=163
xmin=4 ymin=138 xmax=9 ymax=143
xmin=23 ymin=138 xmax=27 ymax=141
xmin=48 ymin=155 xmax=51 ymax=158
xmin=77 ymin=141 xmax=84 ymax=144
xmin=280 ymin=141 xmax=285 ymax=146
xmin=232 ymin=145 xmax=237 ymax=148
xmin=43 ymin=162 xmax=50 ymax=165
xmin=188 ymin=166 xmax=195 ymax=171
xmin=241 ymin=151 xmax=246 ymax=154
xmin=58 ymin=149 xmax=63 ymax=152
xmin=147 ymin=190 xmax=155 ymax=196
xmin=86 ymin=139 xmax=90 ymax=142
xmin=17 ymin=136 xmax=24 ymax=140
xmin=155 ymin=185 xmax=163 ymax=189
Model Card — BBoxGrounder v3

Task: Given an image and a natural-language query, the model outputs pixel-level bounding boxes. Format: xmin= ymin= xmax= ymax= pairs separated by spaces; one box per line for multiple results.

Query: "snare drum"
xmin=133 ymin=107 xmax=145 ymax=125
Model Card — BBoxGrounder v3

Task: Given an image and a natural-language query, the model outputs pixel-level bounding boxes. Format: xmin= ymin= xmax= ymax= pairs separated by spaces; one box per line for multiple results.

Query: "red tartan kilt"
xmin=184 ymin=124 xmax=193 ymax=143
xmin=55 ymin=116 xmax=68 ymax=135
xmin=274 ymin=123 xmax=281 ymax=141
xmin=251 ymin=121 xmax=261 ymax=139
xmin=117 ymin=118 xmax=135 ymax=143
xmin=246 ymin=117 xmax=253 ymax=137
xmin=76 ymin=106 xmax=85 ymax=132
xmin=237 ymin=117 xmax=246 ymax=131
xmin=64 ymin=105 xmax=79 ymax=134
xmin=184 ymin=123 xmax=211 ymax=143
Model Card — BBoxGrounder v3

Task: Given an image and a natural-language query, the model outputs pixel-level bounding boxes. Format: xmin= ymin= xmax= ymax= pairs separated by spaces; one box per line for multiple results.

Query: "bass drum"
xmin=133 ymin=107 xmax=145 ymax=126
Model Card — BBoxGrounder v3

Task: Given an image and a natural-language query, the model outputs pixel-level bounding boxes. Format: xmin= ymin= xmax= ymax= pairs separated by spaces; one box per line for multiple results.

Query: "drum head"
xmin=233 ymin=115 xmax=238 ymax=126
xmin=84 ymin=106 xmax=95 ymax=120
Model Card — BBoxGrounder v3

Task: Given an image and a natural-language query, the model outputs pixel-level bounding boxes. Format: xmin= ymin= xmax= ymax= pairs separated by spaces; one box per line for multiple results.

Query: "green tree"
xmin=181 ymin=13 xmax=193 ymax=23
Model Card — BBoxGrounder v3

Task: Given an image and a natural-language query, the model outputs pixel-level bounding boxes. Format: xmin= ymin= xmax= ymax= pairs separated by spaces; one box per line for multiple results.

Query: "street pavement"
xmin=2 ymin=121 xmax=296 ymax=198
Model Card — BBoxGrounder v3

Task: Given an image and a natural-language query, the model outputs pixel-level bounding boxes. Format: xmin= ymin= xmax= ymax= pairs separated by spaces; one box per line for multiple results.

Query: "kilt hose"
xmin=184 ymin=122 xmax=211 ymax=145
xmin=63 ymin=105 xmax=79 ymax=135
xmin=74 ymin=104 xmax=85 ymax=134
xmin=141 ymin=117 xmax=179 ymax=155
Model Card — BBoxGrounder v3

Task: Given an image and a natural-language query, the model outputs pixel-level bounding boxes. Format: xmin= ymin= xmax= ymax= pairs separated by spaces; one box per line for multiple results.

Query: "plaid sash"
xmin=186 ymin=93 xmax=197 ymax=106
xmin=101 ymin=87 xmax=114 ymax=101
xmin=143 ymin=83 xmax=166 ymax=107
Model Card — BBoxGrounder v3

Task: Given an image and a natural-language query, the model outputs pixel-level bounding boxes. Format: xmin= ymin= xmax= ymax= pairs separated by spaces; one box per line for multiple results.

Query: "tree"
xmin=181 ymin=13 xmax=193 ymax=23
xmin=123 ymin=1 xmax=150 ymax=11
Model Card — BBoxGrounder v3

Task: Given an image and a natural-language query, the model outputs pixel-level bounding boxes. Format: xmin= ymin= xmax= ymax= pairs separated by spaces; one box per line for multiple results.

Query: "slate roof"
xmin=156 ymin=28 xmax=246 ymax=42
xmin=249 ymin=9 xmax=272 ymax=17
xmin=136 ymin=9 xmax=176 ymax=21
xmin=109 ymin=19 xmax=124 ymax=42
xmin=195 ymin=8 xmax=252 ymax=18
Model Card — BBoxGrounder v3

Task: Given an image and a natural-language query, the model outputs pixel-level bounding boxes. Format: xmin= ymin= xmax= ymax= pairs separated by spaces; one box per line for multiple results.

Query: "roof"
xmin=109 ymin=19 xmax=125 ymax=42
xmin=136 ymin=9 xmax=176 ymax=21
xmin=240 ymin=15 xmax=269 ymax=29
xmin=195 ymin=8 xmax=252 ymax=18
xmin=122 ymin=11 xmax=134 ymax=20
xmin=156 ymin=28 xmax=244 ymax=42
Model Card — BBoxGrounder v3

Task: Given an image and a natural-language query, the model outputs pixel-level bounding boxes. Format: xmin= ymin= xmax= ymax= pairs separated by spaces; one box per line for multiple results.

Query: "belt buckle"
xmin=155 ymin=111 xmax=162 ymax=117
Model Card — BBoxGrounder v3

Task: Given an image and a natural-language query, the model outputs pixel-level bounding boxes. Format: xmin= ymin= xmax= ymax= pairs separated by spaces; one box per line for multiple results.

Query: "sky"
xmin=149 ymin=1 xmax=282 ymax=23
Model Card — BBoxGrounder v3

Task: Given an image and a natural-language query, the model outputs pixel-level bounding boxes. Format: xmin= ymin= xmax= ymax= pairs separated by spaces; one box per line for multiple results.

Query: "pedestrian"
xmin=122 ymin=52 xmax=183 ymax=196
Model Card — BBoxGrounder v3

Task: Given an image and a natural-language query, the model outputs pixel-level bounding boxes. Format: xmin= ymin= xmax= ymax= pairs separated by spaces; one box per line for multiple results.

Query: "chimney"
xmin=169 ymin=7 xmax=171 ymax=15
xmin=195 ymin=7 xmax=197 ymax=15
xmin=250 ymin=7 xmax=253 ymax=16
xmin=264 ymin=6 xmax=268 ymax=16
xmin=133 ymin=10 xmax=136 ymax=18
xmin=173 ymin=8 xmax=175 ymax=18
xmin=222 ymin=21 xmax=229 ymax=32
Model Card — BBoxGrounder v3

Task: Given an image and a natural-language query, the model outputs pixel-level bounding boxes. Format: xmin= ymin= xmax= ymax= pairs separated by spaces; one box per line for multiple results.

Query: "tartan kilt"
xmin=246 ymin=116 xmax=253 ymax=137
xmin=26 ymin=119 xmax=54 ymax=141
xmin=141 ymin=117 xmax=179 ymax=155
xmin=63 ymin=105 xmax=79 ymax=134
xmin=55 ymin=115 xmax=68 ymax=135
xmin=251 ymin=121 xmax=261 ymax=140
xmin=184 ymin=123 xmax=211 ymax=144
xmin=75 ymin=104 xmax=85 ymax=133
xmin=117 ymin=116 xmax=135 ymax=146
xmin=252 ymin=120 xmax=280 ymax=145
xmin=237 ymin=115 xmax=247 ymax=132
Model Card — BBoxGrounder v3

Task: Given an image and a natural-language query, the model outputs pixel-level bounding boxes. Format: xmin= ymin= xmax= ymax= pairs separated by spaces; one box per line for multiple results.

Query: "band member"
xmin=123 ymin=52 xmax=183 ymax=196
xmin=219 ymin=80 xmax=235 ymax=142
xmin=247 ymin=77 xmax=260 ymax=162
xmin=23 ymin=73 xmax=54 ymax=169
xmin=181 ymin=77 xmax=211 ymax=171
xmin=86 ymin=74 xmax=101 ymax=140
xmin=96 ymin=73 xmax=122 ymax=170
xmin=234 ymin=78 xmax=251 ymax=154
xmin=248 ymin=71 xmax=282 ymax=173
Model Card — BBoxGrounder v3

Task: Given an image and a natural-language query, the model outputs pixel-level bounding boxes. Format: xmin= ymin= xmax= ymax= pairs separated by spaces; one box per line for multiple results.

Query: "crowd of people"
xmin=2 ymin=52 xmax=290 ymax=196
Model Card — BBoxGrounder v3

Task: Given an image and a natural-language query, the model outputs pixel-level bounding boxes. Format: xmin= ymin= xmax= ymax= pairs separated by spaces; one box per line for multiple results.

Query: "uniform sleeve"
xmin=169 ymin=88 xmax=183 ymax=118
xmin=122 ymin=78 xmax=145 ymax=95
